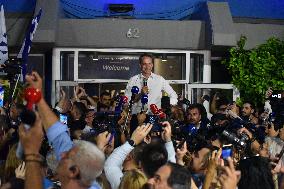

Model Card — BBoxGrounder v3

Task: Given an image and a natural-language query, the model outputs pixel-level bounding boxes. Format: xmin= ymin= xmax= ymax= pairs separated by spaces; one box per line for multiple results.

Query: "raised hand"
xmin=219 ymin=157 xmax=241 ymax=189
xmin=96 ymin=131 xmax=112 ymax=152
xmin=25 ymin=72 xmax=43 ymax=91
xmin=15 ymin=162 xmax=26 ymax=180
xmin=18 ymin=112 xmax=44 ymax=155
xmin=161 ymin=121 xmax=172 ymax=142
xmin=176 ymin=141 xmax=187 ymax=166
xmin=130 ymin=123 xmax=152 ymax=145
xmin=60 ymin=88 xmax=66 ymax=99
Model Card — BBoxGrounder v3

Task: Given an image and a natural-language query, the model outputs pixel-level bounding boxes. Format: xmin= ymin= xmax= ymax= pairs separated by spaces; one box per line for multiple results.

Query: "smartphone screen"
xmin=146 ymin=115 xmax=162 ymax=132
xmin=60 ymin=114 xmax=68 ymax=125
xmin=222 ymin=144 xmax=233 ymax=160
xmin=270 ymin=90 xmax=283 ymax=99
xmin=0 ymin=86 xmax=4 ymax=107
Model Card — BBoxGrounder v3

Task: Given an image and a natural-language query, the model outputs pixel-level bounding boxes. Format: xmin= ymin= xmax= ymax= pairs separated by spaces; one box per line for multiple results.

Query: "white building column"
xmin=202 ymin=50 xmax=211 ymax=83
xmin=51 ymin=48 xmax=61 ymax=106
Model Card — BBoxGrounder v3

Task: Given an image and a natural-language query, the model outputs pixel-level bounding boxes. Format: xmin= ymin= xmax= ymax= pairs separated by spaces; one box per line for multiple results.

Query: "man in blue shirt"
xmin=19 ymin=71 xmax=104 ymax=189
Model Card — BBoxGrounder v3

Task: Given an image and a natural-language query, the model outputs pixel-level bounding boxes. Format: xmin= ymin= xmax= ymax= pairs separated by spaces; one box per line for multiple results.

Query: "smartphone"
xmin=146 ymin=115 xmax=162 ymax=132
xmin=60 ymin=114 xmax=68 ymax=125
xmin=0 ymin=86 xmax=4 ymax=107
xmin=270 ymin=90 xmax=283 ymax=99
xmin=222 ymin=144 xmax=233 ymax=160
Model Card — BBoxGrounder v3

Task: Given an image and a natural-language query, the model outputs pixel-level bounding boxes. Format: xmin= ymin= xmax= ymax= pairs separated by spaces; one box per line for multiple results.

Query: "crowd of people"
xmin=0 ymin=54 xmax=283 ymax=189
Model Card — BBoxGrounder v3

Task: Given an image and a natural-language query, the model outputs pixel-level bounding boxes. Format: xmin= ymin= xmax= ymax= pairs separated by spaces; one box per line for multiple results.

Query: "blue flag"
xmin=17 ymin=8 xmax=42 ymax=78
xmin=0 ymin=5 xmax=8 ymax=65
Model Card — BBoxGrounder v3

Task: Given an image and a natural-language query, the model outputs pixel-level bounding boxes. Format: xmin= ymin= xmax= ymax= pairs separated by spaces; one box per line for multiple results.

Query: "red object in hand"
xmin=150 ymin=104 xmax=160 ymax=114
xmin=122 ymin=96 xmax=128 ymax=104
xmin=158 ymin=110 xmax=166 ymax=119
xmin=150 ymin=104 xmax=166 ymax=119
xmin=24 ymin=88 xmax=42 ymax=110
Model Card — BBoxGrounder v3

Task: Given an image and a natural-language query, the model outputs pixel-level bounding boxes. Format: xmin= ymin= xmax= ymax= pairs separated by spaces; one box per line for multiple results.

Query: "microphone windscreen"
xmin=131 ymin=86 xmax=139 ymax=94
xmin=121 ymin=96 xmax=128 ymax=103
xmin=150 ymin=104 xmax=159 ymax=114
xmin=141 ymin=94 xmax=148 ymax=104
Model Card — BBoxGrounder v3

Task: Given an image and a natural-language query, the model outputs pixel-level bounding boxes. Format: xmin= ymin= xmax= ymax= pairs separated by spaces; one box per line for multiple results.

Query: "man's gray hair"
xmin=72 ymin=140 xmax=105 ymax=186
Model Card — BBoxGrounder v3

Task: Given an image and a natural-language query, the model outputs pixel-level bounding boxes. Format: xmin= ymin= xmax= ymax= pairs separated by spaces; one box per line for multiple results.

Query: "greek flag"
xmin=17 ymin=8 xmax=42 ymax=79
xmin=17 ymin=8 xmax=42 ymax=61
xmin=0 ymin=5 xmax=8 ymax=65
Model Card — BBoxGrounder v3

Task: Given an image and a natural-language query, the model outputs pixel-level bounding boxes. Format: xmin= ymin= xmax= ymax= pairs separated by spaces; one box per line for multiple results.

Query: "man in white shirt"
xmin=125 ymin=53 xmax=178 ymax=115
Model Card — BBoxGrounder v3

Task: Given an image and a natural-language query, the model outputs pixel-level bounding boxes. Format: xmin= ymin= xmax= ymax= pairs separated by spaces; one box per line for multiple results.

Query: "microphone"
xmin=141 ymin=79 xmax=148 ymax=112
xmin=130 ymin=86 xmax=139 ymax=102
xmin=141 ymin=95 xmax=148 ymax=104
xmin=143 ymin=78 xmax=148 ymax=87
xmin=131 ymin=86 xmax=139 ymax=95
xmin=150 ymin=104 xmax=160 ymax=114
xmin=150 ymin=104 xmax=167 ymax=120
xmin=115 ymin=96 xmax=128 ymax=112
xmin=141 ymin=94 xmax=148 ymax=112
xmin=122 ymin=96 xmax=128 ymax=104
xmin=128 ymin=86 xmax=139 ymax=113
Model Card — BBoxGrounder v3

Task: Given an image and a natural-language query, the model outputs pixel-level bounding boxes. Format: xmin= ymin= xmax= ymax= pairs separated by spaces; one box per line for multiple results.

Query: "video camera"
xmin=222 ymin=130 xmax=250 ymax=149
xmin=220 ymin=116 xmax=266 ymax=153
xmin=92 ymin=111 xmax=120 ymax=134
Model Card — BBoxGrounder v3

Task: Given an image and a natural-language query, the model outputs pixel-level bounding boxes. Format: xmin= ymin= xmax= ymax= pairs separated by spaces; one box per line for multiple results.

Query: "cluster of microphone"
xmin=116 ymin=78 xmax=172 ymax=134
xmin=114 ymin=95 xmax=128 ymax=112
xmin=150 ymin=104 xmax=166 ymax=120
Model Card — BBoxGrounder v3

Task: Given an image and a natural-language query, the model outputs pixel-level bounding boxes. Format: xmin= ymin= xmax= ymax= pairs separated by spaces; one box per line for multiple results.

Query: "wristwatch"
xmin=127 ymin=139 xmax=136 ymax=147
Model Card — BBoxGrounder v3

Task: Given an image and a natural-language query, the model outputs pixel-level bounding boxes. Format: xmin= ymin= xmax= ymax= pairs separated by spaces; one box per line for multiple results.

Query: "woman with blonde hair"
xmin=119 ymin=169 xmax=147 ymax=189
xmin=3 ymin=144 xmax=23 ymax=182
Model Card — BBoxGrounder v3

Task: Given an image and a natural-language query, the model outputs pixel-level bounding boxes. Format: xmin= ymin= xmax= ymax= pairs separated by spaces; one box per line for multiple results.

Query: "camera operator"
xmin=184 ymin=104 xmax=210 ymax=136
xmin=237 ymin=127 xmax=266 ymax=157
xmin=241 ymin=101 xmax=259 ymax=125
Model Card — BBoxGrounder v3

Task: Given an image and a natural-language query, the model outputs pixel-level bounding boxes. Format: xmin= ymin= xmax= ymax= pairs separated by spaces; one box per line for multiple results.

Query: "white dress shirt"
xmin=82 ymin=125 xmax=93 ymax=134
xmin=125 ymin=73 xmax=178 ymax=114
xmin=104 ymin=141 xmax=176 ymax=189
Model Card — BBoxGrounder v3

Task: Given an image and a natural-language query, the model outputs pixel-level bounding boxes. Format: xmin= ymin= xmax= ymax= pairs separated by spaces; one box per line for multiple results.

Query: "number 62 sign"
xmin=126 ymin=28 xmax=140 ymax=38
